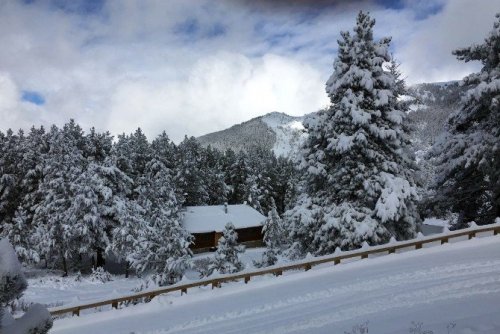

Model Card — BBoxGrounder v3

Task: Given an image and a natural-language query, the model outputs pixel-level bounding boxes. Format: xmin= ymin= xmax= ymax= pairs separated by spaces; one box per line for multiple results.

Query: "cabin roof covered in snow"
xmin=182 ymin=204 xmax=266 ymax=233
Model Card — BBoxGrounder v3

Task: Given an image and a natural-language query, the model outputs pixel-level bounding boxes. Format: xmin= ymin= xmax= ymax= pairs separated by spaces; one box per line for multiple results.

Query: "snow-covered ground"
xmin=23 ymin=274 xmax=144 ymax=309
xmin=423 ymin=217 xmax=450 ymax=227
xmin=420 ymin=217 xmax=448 ymax=235
xmin=22 ymin=248 xmax=267 ymax=310
xmin=50 ymin=235 xmax=500 ymax=334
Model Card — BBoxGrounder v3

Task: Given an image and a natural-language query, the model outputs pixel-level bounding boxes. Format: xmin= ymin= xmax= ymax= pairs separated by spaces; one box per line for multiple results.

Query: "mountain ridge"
xmin=196 ymin=81 xmax=466 ymax=159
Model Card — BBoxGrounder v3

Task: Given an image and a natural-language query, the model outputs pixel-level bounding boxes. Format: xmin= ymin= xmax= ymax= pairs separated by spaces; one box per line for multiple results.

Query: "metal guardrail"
xmin=49 ymin=222 xmax=500 ymax=317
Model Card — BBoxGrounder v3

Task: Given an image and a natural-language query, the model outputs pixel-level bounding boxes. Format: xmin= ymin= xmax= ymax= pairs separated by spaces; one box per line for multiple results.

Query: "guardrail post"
xmin=415 ymin=243 xmax=422 ymax=249
xmin=181 ymin=288 xmax=187 ymax=295
xmin=441 ymin=238 xmax=448 ymax=245
xmin=304 ymin=264 xmax=312 ymax=271
xmin=212 ymin=281 xmax=220 ymax=289
xmin=334 ymin=258 xmax=340 ymax=265
xmin=494 ymin=229 xmax=499 ymax=236
xmin=388 ymin=248 xmax=396 ymax=254
xmin=275 ymin=270 xmax=283 ymax=276
xmin=244 ymin=276 xmax=250 ymax=284
xmin=111 ymin=301 xmax=118 ymax=309
xmin=72 ymin=308 xmax=80 ymax=317
xmin=468 ymin=232 xmax=476 ymax=240
xmin=361 ymin=253 xmax=368 ymax=259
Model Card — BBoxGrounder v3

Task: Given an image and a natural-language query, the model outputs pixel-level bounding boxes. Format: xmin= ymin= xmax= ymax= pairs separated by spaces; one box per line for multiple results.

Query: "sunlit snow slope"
xmin=260 ymin=112 xmax=307 ymax=158
xmin=196 ymin=111 xmax=309 ymax=158
xmin=53 ymin=236 xmax=500 ymax=334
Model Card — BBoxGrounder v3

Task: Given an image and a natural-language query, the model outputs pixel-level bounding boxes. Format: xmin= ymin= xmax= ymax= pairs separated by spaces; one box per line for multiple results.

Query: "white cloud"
xmin=107 ymin=53 xmax=329 ymax=140
xmin=0 ymin=73 xmax=21 ymax=130
xmin=398 ymin=0 xmax=499 ymax=84
xmin=0 ymin=73 xmax=42 ymax=132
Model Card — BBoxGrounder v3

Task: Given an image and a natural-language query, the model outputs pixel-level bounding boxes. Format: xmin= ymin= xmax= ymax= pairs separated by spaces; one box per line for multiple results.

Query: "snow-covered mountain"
xmin=261 ymin=112 xmax=309 ymax=157
xmin=406 ymin=81 xmax=466 ymax=148
xmin=197 ymin=111 xmax=311 ymax=158
xmin=197 ymin=82 xmax=466 ymax=158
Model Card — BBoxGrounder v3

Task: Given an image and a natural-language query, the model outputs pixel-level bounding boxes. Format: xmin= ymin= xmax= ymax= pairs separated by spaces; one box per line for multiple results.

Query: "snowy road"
xmin=52 ymin=236 xmax=500 ymax=334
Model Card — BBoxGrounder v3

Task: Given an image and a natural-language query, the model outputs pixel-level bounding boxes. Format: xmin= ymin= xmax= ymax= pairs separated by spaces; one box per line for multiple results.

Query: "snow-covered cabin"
xmin=182 ymin=204 xmax=266 ymax=251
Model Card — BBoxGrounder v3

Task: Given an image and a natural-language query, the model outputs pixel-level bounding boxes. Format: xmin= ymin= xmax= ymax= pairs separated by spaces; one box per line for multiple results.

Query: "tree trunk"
xmin=62 ymin=255 xmax=68 ymax=277
xmin=95 ymin=248 xmax=105 ymax=268
xmin=77 ymin=253 xmax=84 ymax=272
xmin=125 ymin=261 xmax=130 ymax=279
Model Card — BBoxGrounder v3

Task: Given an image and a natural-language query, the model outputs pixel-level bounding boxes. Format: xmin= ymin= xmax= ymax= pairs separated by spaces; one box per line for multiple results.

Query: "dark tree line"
xmin=0 ymin=123 xmax=297 ymax=278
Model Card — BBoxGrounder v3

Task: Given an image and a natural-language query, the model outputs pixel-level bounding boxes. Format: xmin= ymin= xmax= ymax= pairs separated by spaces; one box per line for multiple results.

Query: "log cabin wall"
xmin=190 ymin=231 xmax=216 ymax=250
xmin=235 ymin=226 xmax=263 ymax=243
xmin=190 ymin=226 xmax=263 ymax=252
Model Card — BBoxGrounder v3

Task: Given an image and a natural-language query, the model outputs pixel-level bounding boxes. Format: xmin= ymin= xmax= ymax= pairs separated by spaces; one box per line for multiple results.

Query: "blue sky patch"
xmin=54 ymin=0 xmax=104 ymax=15
xmin=173 ymin=18 xmax=200 ymax=38
xmin=376 ymin=0 xmax=444 ymax=20
xmin=22 ymin=91 xmax=45 ymax=105
xmin=412 ymin=2 xmax=444 ymax=20
xmin=376 ymin=0 xmax=406 ymax=10
xmin=23 ymin=0 xmax=105 ymax=16
xmin=206 ymin=23 xmax=226 ymax=38
xmin=266 ymin=32 xmax=296 ymax=47
xmin=174 ymin=19 xmax=228 ymax=40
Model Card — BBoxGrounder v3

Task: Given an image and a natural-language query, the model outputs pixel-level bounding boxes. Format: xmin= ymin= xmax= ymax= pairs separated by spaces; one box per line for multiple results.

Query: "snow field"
xmin=22 ymin=248 xmax=268 ymax=311
xmin=261 ymin=112 xmax=307 ymax=158
xmin=51 ymin=235 xmax=500 ymax=334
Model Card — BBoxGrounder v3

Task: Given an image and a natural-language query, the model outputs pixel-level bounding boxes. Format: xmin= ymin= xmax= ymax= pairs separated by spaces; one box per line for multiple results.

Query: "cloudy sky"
xmin=0 ymin=0 xmax=498 ymax=141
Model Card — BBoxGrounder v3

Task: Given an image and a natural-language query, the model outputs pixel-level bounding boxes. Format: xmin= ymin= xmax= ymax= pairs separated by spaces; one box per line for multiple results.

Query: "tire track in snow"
xmin=254 ymin=275 xmax=500 ymax=334
xmin=139 ymin=259 xmax=500 ymax=334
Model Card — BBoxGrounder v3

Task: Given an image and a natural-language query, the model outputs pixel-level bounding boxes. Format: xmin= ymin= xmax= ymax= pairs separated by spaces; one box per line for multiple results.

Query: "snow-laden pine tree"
xmin=255 ymin=198 xmax=285 ymax=267
xmin=202 ymin=146 xmax=228 ymax=205
xmin=0 ymin=238 xmax=52 ymax=334
xmin=9 ymin=127 xmax=48 ymax=263
xmin=246 ymin=147 xmax=275 ymax=214
xmin=227 ymin=151 xmax=249 ymax=204
xmin=275 ymin=156 xmax=298 ymax=214
xmin=83 ymin=127 xmax=113 ymax=163
xmin=209 ymin=223 xmax=245 ymax=274
xmin=286 ymin=12 xmax=419 ymax=256
xmin=431 ymin=14 xmax=500 ymax=226
xmin=225 ymin=149 xmax=272 ymax=214
xmin=31 ymin=122 xmax=87 ymax=275
xmin=0 ymin=130 xmax=23 ymax=230
xmin=2 ymin=209 xmax=39 ymax=264
xmin=245 ymin=173 xmax=264 ymax=214
xmin=176 ymin=136 xmax=210 ymax=206
xmin=68 ymin=156 xmax=133 ymax=268
xmin=386 ymin=57 xmax=406 ymax=98
xmin=151 ymin=132 xmax=177 ymax=171
xmin=108 ymin=199 xmax=144 ymax=278
xmin=113 ymin=128 xmax=153 ymax=187
xmin=128 ymin=158 xmax=193 ymax=285
xmin=263 ymin=198 xmax=286 ymax=250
